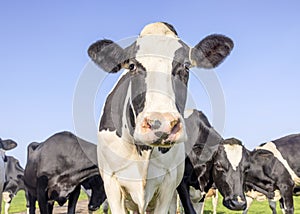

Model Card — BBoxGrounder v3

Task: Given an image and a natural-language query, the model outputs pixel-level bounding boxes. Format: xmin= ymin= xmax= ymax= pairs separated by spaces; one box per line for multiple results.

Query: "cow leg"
xmin=212 ymin=190 xmax=218 ymax=214
xmin=28 ymin=192 xmax=37 ymax=214
xmin=154 ymin=188 xmax=183 ymax=214
xmin=47 ymin=201 xmax=54 ymax=214
xmin=198 ymin=197 xmax=205 ymax=214
xmin=4 ymin=202 xmax=11 ymax=214
xmin=268 ymin=200 xmax=277 ymax=214
xmin=37 ymin=176 xmax=49 ymax=214
xmin=242 ymin=196 xmax=253 ymax=214
xmin=278 ymin=184 xmax=294 ymax=214
xmin=102 ymin=174 xmax=127 ymax=214
xmin=176 ymin=181 xmax=197 ymax=214
xmin=168 ymin=191 xmax=177 ymax=214
xmin=102 ymin=199 xmax=109 ymax=214
xmin=25 ymin=190 xmax=30 ymax=214
xmin=67 ymin=185 xmax=81 ymax=214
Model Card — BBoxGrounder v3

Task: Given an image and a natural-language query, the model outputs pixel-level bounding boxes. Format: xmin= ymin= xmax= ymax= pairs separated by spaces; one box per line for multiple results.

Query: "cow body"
xmin=24 ymin=131 xmax=106 ymax=214
xmin=88 ymin=22 xmax=233 ymax=213
xmin=0 ymin=138 xmax=18 ymax=213
xmin=177 ymin=110 xmax=248 ymax=213
xmin=2 ymin=156 xmax=28 ymax=214
xmin=245 ymin=134 xmax=300 ymax=214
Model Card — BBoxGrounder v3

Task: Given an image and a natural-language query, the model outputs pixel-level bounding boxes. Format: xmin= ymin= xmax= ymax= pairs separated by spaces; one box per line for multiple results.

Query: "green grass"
xmin=203 ymin=192 xmax=300 ymax=214
xmin=1 ymin=190 xmax=110 ymax=214
xmin=3 ymin=191 xmax=300 ymax=213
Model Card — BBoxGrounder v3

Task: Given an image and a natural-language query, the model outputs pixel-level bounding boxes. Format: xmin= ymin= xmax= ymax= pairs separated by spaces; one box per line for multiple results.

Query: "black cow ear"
xmin=191 ymin=34 xmax=233 ymax=68
xmin=0 ymin=139 xmax=17 ymax=151
xmin=88 ymin=39 xmax=126 ymax=73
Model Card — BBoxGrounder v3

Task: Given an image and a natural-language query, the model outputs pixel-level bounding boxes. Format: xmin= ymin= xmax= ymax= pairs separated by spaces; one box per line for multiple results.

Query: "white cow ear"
xmin=0 ymin=139 xmax=17 ymax=151
xmin=191 ymin=34 xmax=233 ymax=68
xmin=88 ymin=39 xmax=126 ymax=73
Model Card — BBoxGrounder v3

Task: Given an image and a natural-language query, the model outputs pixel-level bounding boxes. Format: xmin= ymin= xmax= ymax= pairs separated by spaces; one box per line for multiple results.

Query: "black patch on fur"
xmin=222 ymin=138 xmax=243 ymax=146
xmin=99 ymin=72 xmax=131 ymax=136
xmin=161 ymin=22 xmax=178 ymax=36
xmin=158 ymin=147 xmax=170 ymax=154
xmin=135 ymin=144 xmax=152 ymax=155
xmin=171 ymin=41 xmax=190 ymax=114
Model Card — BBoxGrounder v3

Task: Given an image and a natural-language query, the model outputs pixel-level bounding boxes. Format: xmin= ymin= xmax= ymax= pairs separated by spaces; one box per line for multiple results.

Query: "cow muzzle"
xmin=223 ymin=195 xmax=247 ymax=211
xmin=134 ymin=112 xmax=186 ymax=147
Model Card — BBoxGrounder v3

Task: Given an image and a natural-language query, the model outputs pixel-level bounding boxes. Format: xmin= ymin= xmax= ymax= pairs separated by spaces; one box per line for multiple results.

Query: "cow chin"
xmin=222 ymin=197 xmax=247 ymax=211
xmin=134 ymin=129 xmax=186 ymax=148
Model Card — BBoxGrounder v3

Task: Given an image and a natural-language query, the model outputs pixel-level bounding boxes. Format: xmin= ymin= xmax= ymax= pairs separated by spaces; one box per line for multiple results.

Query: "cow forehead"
xmin=139 ymin=22 xmax=178 ymax=38
xmin=223 ymin=144 xmax=243 ymax=171
xmin=135 ymin=36 xmax=183 ymax=67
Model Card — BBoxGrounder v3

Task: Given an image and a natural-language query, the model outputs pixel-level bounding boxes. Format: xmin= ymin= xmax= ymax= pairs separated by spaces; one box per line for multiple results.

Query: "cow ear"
xmin=191 ymin=34 xmax=233 ymax=68
xmin=88 ymin=39 xmax=126 ymax=73
xmin=0 ymin=139 xmax=17 ymax=151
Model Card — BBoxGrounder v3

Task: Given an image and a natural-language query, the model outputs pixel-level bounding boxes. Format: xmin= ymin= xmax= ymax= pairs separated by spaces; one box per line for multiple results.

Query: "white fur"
xmin=133 ymin=33 xmax=185 ymax=145
xmin=223 ymin=144 xmax=243 ymax=171
xmin=97 ymin=130 xmax=185 ymax=213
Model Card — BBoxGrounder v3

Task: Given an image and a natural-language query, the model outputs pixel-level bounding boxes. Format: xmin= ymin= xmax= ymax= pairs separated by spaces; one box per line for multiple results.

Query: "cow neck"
xmin=99 ymin=72 xmax=131 ymax=137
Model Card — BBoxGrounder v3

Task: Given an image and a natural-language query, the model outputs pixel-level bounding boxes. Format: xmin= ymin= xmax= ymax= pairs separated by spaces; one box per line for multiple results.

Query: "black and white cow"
xmin=245 ymin=134 xmax=300 ymax=214
xmin=0 ymin=138 xmax=18 ymax=213
xmin=2 ymin=156 xmax=28 ymax=214
xmin=88 ymin=22 xmax=233 ymax=213
xmin=24 ymin=131 xmax=107 ymax=214
xmin=177 ymin=110 xmax=249 ymax=213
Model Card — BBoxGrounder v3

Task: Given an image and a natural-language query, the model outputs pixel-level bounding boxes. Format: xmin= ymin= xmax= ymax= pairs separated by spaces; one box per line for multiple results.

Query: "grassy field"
xmin=2 ymin=190 xmax=300 ymax=213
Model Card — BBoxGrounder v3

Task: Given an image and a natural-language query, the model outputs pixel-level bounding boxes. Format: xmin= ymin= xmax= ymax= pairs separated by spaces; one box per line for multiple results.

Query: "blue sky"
xmin=1 ymin=1 xmax=300 ymax=165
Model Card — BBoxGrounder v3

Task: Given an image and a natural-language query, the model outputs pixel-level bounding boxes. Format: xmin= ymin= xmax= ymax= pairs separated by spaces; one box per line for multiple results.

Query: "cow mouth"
xmin=151 ymin=123 xmax=183 ymax=147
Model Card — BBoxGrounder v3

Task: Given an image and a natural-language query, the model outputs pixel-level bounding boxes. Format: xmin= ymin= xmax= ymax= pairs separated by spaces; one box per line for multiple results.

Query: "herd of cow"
xmin=1 ymin=22 xmax=299 ymax=214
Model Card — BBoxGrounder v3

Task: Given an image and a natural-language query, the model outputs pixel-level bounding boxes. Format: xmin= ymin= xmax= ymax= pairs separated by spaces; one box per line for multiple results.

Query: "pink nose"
xmin=141 ymin=112 xmax=182 ymax=135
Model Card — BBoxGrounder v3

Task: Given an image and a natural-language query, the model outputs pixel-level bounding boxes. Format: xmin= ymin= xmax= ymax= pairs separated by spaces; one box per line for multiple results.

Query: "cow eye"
xmin=129 ymin=63 xmax=137 ymax=72
xmin=214 ymin=162 xmax=225 ymax=172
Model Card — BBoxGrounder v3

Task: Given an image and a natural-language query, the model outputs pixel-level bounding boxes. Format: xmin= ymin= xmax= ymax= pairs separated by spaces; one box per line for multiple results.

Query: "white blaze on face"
xmin=256 ymin=141 xmax=300 ymax=185
xmin=223 ymin=144 xmax=243 ymax=171
xmin=135 ymin=23 xmax=182 ymax=114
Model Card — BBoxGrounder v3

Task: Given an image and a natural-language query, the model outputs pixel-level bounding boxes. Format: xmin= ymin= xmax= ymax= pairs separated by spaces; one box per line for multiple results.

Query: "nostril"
xmin=151 ymin=120 xmax=162 ymax=130
xmin=142 ymin=118 xmax=161 ymax=130
xmin=170 ymin=119 xmax=181 ymax=134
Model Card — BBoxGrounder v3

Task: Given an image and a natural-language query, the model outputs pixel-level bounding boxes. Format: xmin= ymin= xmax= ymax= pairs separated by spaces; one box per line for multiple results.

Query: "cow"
xmin=24 ymin=131 xmax=107 ymax=214
xmin=177 ymin=109 xmax=249 ymax=213
xmin=0 ymin=138 xmax=18 ymax=213
xmin=244 ymin=134 xmax=300 ymax=214
xmin=87 ymin=22 xmax=233 ymax=213
xmin=2 ymin=156 xmax=29 ymax=214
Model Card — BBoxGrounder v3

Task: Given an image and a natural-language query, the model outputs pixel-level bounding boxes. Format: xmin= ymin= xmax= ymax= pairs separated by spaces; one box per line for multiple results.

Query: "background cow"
xmin=245 ymin=134 xmax=300 ymax=214
xmin=0 ymin=138 xmax=18 ymax=213
xmin=2 ymin=156 xmax=28 ymax=214
xmin=24 ymin=131 xmax=106 ymax=214
xmin=88 ymin=22 xmax=233 ymax=213
xmin=177 ymin=110 xmax=248 ymax=213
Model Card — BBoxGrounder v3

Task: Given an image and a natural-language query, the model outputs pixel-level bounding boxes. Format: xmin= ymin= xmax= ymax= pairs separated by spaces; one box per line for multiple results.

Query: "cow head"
xmin=88 ymin=22 xmax=233 ymax=148
xmin=212 ymin=138 xmax=249 ymax=210
xmin=4 ymin=156 xmax=25 ymax=196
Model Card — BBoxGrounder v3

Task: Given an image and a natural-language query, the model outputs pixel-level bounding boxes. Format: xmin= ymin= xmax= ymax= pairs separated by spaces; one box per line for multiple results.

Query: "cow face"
xmin=4 ymin=156 xmax=25 ymax=195
xmin=212 ymin=138 xmax=249 ymax=210
xmin=88 ymin=22 xmax=233 ymax=147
